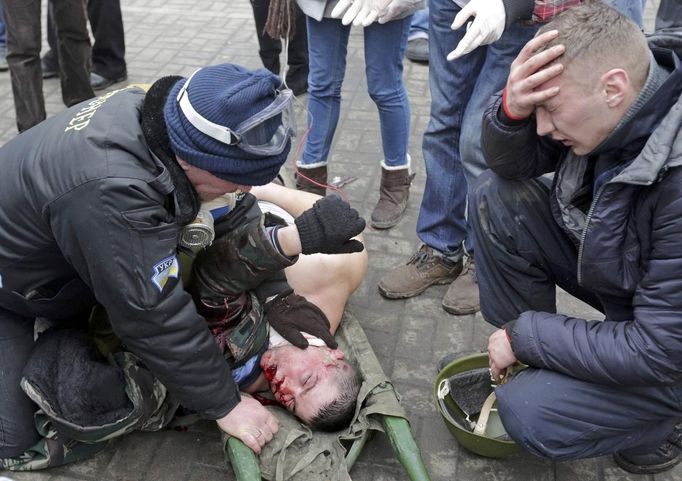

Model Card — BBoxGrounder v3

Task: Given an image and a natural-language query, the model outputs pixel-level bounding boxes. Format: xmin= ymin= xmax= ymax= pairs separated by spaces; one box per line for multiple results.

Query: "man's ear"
xmin=601 ymin=68 xmax=630 ymax=108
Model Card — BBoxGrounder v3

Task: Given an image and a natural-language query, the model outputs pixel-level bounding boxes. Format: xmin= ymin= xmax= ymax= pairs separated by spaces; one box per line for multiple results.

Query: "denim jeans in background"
xmin=608 ymin=0 xmax=646 ymax=28
xmin=408 ymin=7 xmax=428 ymax=41
xmin=417 ymin=0 xmax=537 ymax=258
xmin=0 ymin=1 xmax=6 ymax=48
xmin=302 ymin=15 xmax=412 ymax=168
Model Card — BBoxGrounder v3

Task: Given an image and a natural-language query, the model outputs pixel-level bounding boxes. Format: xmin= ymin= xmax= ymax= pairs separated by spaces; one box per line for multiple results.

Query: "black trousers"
xmin=46 ymin=0 xmax=127 ymax=80
xmin=3 ymin=0 xmax=93 ymax=132
xmin=469 ymin=170 xmax=681 ymax=459
xmin=250 ymin=0 xmax=308 ymax=87
xmin=656 ymin=0 xmax=682 ymax=30
xmin=0 ymin=309 xmax=39 ymax=458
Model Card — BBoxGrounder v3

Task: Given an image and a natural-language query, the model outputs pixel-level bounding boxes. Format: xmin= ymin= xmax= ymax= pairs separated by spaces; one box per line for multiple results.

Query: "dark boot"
xmin=295 ymin=165 xmax=327 ymax=196
xmin=614 ymin=424 xmax=682 ymax=475
xmin=371 ymin=167 xmax=415 ymax=229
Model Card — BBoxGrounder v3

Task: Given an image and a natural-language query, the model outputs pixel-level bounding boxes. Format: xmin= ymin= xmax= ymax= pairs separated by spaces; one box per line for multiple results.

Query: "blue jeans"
xmin=417 ymin=0 xmax=537 ymax=257
xmin=408 ymin=7 xmax=428 ymax=41
xmin=302 ymin=15 xmax=412 ymax=168
xmin=0 ymin=0 xmax=5 ymax=48
xmin=609 ymin=0 xmax=646 ymax=28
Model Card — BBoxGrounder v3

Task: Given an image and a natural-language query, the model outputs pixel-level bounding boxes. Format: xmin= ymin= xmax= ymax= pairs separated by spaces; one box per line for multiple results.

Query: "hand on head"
xmin=216 ymin=395 xmax=279 ymax=454
xmin=503 ymin=30 xmax=565 ymax=120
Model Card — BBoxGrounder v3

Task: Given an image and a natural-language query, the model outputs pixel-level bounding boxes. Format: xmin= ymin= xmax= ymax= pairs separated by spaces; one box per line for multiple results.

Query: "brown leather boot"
xmin=371 ymin=167 xmax=415 ymax=229
xmin=295 ymin=165 xmax=327 ymax=196
xmin=442 ymin=256 xmax=480 ymax=315
xmin=378 ymin=245 xmax=463 ymax=299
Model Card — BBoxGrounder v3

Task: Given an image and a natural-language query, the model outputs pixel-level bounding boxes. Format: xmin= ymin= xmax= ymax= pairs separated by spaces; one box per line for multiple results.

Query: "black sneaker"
xmin=90 ymin=71 xmax=128 ymax=91
xmin=614 ymin=424 xmax=682 ymax=474
xmin=406 ymin=37 xmax=429 ymax=63
xmin=41 ymin=56 xmax=58 ymax=79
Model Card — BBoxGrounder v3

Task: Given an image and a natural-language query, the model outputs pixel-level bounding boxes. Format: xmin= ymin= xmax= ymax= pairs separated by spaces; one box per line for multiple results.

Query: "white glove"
xmin=447 ymin=0 xmax=506 ymax=61
xmin=377 ymin=0 xmax=422 ymax=24
xmin=331 ymin=0 xmax=392 ymax=27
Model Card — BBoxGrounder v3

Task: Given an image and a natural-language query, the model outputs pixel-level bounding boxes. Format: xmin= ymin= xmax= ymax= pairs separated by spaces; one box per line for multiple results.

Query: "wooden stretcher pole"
xmin=382 ymin=415 xmax=432 ymax=481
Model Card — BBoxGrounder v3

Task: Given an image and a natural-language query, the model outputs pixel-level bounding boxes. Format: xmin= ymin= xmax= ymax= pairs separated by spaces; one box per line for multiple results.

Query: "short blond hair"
xmin=537 ymin=1 xmax=650 ymax=91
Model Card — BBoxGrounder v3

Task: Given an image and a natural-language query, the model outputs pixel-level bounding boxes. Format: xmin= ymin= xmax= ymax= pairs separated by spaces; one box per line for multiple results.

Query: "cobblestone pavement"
xmin=0 ymin=1 xmax=672 ymax=480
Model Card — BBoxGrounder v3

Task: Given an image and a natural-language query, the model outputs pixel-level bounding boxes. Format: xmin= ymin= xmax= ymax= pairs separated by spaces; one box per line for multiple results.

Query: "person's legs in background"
xmin=605 ymin=0 xmax=646 ymax=29
xmin=43 ymin=0 xmax=127 ymax=90
xmin=0 ymin=1 xmax=8 ymax=71
xmin=41 ymin=0 xmax=59 ymax=79
xmin=3 ymin=0 xmax=45 ymax=132
xmin=655 ymin=0 xmax=682 ymax=30
xmin=377 ymin=0 xmax=481 ymax=300
xmin=0 ymin=310 xmax=39 ymax=459
xmin=405 ymin=7 xmax=428 ymax=63
xmin=250 ymin=0 xmax=283 ymax=76
xmin=295 ymin=17 xmax=350 ymax=196
xmin=52 ymin=0 xmax=94 ymax=107
xmin=250 ymin=0 xmax=308 ymax=96
xmin=88 ymin=0 xmax=127 ymax=90
xmin=365 ymin=15 xmax=413 ymax=229
xmin=284 ymin=2 xmax=309 ymax=96
xmin=442 ymin=20 xmax=538 ymax=315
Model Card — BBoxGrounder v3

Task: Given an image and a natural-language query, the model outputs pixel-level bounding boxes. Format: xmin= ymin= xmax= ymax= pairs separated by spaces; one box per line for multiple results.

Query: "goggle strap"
xmin=177 ymin=68 xmax=240 ymax=146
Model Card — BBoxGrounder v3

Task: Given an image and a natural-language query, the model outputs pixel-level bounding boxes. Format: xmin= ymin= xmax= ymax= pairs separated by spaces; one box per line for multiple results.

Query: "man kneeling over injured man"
xmin=6 ymin=182 xmax=368 ymax=469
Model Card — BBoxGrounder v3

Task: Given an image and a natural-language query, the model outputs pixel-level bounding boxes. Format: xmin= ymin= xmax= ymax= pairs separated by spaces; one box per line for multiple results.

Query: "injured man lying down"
xmin=190 ymin=183 xmax=368 ymax=432
xmin=13 ymin=183 xmax=368 ymax=469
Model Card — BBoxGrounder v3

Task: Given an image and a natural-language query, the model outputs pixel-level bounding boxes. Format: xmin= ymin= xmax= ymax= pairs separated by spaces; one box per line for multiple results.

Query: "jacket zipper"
xmin=576 ymin=184 xmax=607 ymax=285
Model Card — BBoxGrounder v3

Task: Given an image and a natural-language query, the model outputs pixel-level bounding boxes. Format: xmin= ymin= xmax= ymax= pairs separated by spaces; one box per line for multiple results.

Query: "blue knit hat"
xmin=163 ymin=64 xmax=291 ymax=186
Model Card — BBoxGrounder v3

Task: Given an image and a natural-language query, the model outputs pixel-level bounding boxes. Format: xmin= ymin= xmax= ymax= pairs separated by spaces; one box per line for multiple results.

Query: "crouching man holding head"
xmin=470 ymin=2 xmax=682 ymax=475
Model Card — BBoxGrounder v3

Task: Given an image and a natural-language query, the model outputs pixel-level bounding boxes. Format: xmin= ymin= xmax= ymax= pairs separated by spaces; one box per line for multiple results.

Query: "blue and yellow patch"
xmin=151 ymin=255 xmax=179 ymax=292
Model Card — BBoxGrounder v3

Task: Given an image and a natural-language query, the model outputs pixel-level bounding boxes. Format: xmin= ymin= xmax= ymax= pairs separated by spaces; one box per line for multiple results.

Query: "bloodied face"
xmin=260 ymin=345 xmax=353 ymax=423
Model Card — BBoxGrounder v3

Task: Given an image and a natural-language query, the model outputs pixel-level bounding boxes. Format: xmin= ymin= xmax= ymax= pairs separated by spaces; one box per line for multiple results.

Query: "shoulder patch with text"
xmin=151 ymin=255 xmax=179 ymax=292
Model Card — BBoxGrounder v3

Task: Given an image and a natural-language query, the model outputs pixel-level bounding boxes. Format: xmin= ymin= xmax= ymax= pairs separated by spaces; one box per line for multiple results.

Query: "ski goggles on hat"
xmin=176 ymin=68 xmax=297 ymax=156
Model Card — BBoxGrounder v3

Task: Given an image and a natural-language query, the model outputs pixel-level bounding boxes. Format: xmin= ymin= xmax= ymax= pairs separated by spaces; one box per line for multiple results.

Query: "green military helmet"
xmin=434 ymin=352 xmax=520 ymax=458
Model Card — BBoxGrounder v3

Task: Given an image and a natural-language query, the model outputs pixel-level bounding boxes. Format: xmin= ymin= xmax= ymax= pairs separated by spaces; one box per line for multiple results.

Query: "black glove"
xmin=294 ymin=196 xmax=366 ymax=255
xmin=264 ymin=289 xmax=338 ymax=349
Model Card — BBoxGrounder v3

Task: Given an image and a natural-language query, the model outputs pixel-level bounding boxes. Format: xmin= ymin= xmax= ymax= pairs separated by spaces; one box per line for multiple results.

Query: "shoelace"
xmin=407 ymin=248 xmax=430 ymax=267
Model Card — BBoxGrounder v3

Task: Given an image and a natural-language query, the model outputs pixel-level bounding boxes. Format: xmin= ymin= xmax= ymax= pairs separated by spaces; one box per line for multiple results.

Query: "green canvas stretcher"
xmin=222 ymin=310 xmax=432 ymax=481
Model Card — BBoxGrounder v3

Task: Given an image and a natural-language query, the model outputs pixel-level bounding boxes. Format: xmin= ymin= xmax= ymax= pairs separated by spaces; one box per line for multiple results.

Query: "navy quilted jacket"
xmin=481 ymin=43 xmax=682 ymax=386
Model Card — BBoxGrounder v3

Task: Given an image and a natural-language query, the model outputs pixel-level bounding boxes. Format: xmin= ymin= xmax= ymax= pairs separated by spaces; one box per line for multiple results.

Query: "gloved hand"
xmin=378 ymin=0 xmax=422 ymax=24
xmin=447 ymin=0 xmax=506 ymax=61
xmin=331 ymin=0 xmax=393 ymax=27
xmin=294 ymin=196 xmax=366 ymax=255
xmin=265 ymin=288 xmax=338 ymax=349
